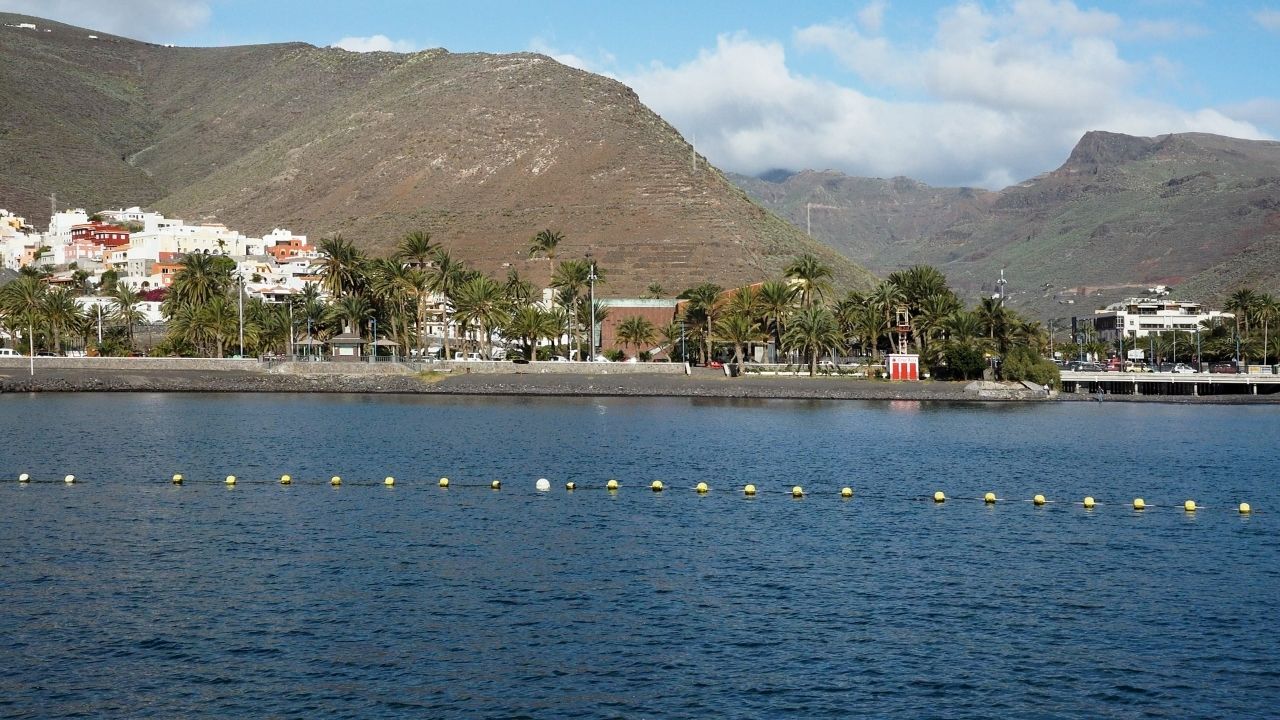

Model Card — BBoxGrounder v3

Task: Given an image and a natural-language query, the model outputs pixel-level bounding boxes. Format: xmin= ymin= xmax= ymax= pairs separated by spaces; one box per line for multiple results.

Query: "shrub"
xmin=1002 ymin=347 xmax=1061 ymax=386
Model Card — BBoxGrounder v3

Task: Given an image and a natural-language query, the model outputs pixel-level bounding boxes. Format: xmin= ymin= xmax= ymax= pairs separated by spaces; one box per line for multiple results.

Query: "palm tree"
xmin=529 ymin=229 xmax=564 ymax=260
xmin=426 ymin=248 xmax=467 ymax=359
xmin=681 ymin=282 xmax=722 ymax=365
xmin=1256 ymin=293 xmax=1279 ymax=365
xmin=327 ymin=294 xmax=373 ymax=337
xmin=199 ymin=296 xmax=240 ymax=358
xmin=111 ymin=285 xmax=143 ymax=344
xmin=871 ymin=281 xmax=906 ymax=354
xmin=42 ymin=287 xmax=83 ymax=355
xmin=645 ymin=283 xmax=666 ymax=299
xmin=551 ymin=259 xmax=591 ymax=356
xmin=1225 ymin=288 xmax=1259 ymax=339
xmin=915 ymin=291 xmax=962 ymax=356
xmin=888 ymin=265 xmax=950 ymax=309
xmin=785 ymin=254 xmax=833 ymax=308
xmin=716 ymin=312 xmax=763 ymax=370
xmin=2 ymin=275 xmax=48 ymax=356
xmin=782 ymin=306 xmax=843 ymax=376
xmin=395 ymin=230 xmax=435 ymax=267
xmin=163 ymin=253 xmax=232 ymax=315
xmin=318 ymin=235 xmax=367 ymax=299
xmin=452 ymin=275 xmax=509 ymax=358
xmin=758 ymin=280 xmax=796 ymax=362
xmin=616 ymin=316 xmax=657 ymax=359
xmin=940 ymin=310 xmax=989 ymax=380
xmin=504 ymin=267 xmax=535 ymax=307
xmin=506 ymin=305 xmax=558 ymax=361
xmin=368 ymin=258 xmax=420 ymax=351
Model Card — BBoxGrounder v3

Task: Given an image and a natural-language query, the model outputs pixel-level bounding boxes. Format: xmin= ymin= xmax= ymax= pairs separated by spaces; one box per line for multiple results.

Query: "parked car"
xmin=1068 ymin=361 xmax=1104 ymax=372
xmin=1171 ymin=363 xmax=1196 ymax=374
xmin=35 ymin=351 xmax=59 ymax=357
xmin=708 ymin=360 xmax=724 ymax=369
xmin=1210 ymin=362 xmax=1239 ymax=374
xmin=0 ymin=348 xmax=21 ymax=357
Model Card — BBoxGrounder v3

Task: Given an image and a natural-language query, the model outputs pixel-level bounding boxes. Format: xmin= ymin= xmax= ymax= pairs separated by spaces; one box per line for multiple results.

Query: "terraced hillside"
xmin=0 ymin=13 xmax=876 ymax=296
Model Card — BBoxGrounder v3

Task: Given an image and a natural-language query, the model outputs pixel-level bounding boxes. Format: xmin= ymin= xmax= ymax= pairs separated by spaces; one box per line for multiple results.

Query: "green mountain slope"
xmin=733 ymin=131 xmax=1280 ymax=316
xmin=0 ymin=13 xmax=876 ymax=296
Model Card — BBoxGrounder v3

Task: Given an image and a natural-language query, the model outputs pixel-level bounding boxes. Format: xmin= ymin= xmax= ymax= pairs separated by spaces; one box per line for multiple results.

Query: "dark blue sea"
xmin=1 ymin=394 xmax=1277 ymax=718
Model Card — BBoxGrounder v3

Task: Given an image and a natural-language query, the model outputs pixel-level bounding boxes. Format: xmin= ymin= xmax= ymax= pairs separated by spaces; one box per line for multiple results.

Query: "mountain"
xmin=0 ymin=13 xmax=877 ymax=296
xmin=732 ymin=131 xmax=1280 ymax=315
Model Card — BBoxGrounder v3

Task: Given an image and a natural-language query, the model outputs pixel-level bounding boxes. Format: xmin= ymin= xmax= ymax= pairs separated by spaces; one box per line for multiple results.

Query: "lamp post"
xmin=586 ymin=252 xmax=597 ymax=361
xmin=371 ymin=317 xmax=377 ymax=364
xmin=680 ymin=318 xmax=686 ymax=363
xmin=237 ymin=273 xmax=244 ymax=358
xmin=287 ymin=299 xmax=294 ymax=359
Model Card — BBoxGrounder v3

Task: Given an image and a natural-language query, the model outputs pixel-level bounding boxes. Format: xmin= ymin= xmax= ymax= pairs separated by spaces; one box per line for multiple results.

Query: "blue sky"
xmin=6 ymin=0 xmax=1280 ymax=188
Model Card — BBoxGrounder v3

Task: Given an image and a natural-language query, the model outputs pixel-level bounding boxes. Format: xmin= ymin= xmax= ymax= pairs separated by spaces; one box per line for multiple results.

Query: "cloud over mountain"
xmin=610 ymin=1 xmax=1270 ymax=189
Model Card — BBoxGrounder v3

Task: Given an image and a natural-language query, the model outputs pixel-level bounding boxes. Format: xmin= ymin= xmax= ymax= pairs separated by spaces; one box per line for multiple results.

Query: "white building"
xmin=1078 ymin=298 xmax=1234 ymax=342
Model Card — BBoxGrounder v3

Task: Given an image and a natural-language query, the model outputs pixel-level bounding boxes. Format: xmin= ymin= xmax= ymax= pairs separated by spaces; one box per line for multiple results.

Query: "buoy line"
xmin=7 ymin=473 xmax=1263 ymax=513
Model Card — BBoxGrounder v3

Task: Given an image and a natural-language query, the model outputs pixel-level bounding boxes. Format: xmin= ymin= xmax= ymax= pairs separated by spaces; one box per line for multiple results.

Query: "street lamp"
xmin=236 ymin=273 xmax=244 ymax=358
xmin=586 ymin=251 xmax=597 ymax=361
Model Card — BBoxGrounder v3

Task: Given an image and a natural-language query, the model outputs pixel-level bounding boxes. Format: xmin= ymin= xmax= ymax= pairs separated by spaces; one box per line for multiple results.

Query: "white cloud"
xmin=528 ymin=37 xmax=615 ymax=73
xmin=1127 ymin=19 xmax=1207 ymax=41
xmin=857 ymin=0 xmax=887 ymax=33
xmin=1256 ymin=9 xmax=1280 ymax=33
xmin=1219 ymin=98 xmax=1280 ymax=135
xmin=331 ymin=34 xmax=419 ymax=53
xmin=0 ymin=0 xmax=209 ymax=41
xmin=618 ymin=29 xmax=1268 ymax=190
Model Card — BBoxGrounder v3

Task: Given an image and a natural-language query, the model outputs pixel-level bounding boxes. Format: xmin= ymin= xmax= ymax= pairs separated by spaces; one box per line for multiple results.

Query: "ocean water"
xmin=1 ymin=394 xmax=1277 ymax=718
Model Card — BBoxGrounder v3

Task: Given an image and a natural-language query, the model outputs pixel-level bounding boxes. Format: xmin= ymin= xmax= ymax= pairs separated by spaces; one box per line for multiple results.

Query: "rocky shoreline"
xmin=1 ymin=366 xmax=1277 ymax=404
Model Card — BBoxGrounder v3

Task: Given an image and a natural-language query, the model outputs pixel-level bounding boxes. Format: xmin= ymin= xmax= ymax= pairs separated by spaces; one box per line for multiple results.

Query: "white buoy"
xmin=535 ymin=478 xmax=551 ymax=492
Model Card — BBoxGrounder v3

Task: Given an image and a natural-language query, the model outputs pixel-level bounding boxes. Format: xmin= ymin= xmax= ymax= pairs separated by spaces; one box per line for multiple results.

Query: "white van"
xmin=0 ymin=348 xmax=20 ymax=357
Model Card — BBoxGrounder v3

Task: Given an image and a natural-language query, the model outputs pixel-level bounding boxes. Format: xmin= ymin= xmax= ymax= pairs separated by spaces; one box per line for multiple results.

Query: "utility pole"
xmin=805 ymin=202 xmax=842 ymax=237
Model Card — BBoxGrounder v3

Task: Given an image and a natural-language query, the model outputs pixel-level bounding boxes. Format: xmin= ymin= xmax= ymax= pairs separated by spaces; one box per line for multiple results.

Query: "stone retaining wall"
xmin=432 ymin=360 xmax=688 ymax=375
xmin=0 ymin=357 xmax=261 ymax=372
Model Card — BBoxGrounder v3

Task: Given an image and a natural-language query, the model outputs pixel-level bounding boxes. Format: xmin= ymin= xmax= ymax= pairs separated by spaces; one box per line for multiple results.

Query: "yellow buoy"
xmin=385 ymin=476 xmax=396 ymax=487
xmin=1239 ymin=502 xmax=1252 ymax=514
xmin=651 ymin=480 xmax=664 ymax=492
xmin=330 ymin=475 xmax=342 ymax=486
xmin=743 ymin=484 xmax=757 ymax=496
xmin=438 ymin=477 xmax=449 ymax=488
xmin=933 ymin=491 xmax=946 ymax=503
xmin=225 ymin=475 xmax=237 ymax=485
xmin=1083 ymin=496 xmax=1096 ymax=509
xmin=491 ymin=480 xmax=501 ymax=490
xmin=1184 ymin=499 xmax=1196 ymax=512
xmin=984 ymin=491 xmax=996 ymax=504
xmin=171 ymin=473 xmax=183 ymax=484
xmin=64 ymin=474 xmax=75 ymax=484
xmin=696 ymin=482 xmax=709 ymax=494
xmin=1133 ymin=498 xmax=1146 ymax=511
xmin=606 ymin=479 xmax=619 ymax=491
xmin=791 ymin=485 xmax=804 ymax=498
xmin=19 ymin=473 xmax=30 ymax=483
xmin=280 ymin=474 xmax=292 ymax=485
xmin=1033 ymin=494 xmax=1046 ymax=506
xmin=841 ymin=487 xmax=854 ymax=498
xmin=565 ymin=481 xmax=576 ymax=490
